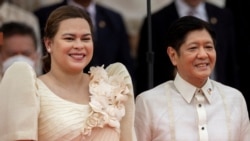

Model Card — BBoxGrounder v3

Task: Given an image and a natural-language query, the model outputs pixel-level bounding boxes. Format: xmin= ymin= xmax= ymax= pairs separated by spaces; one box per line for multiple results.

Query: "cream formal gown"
xmin=0 ymin=62 xmax=137 ymax=141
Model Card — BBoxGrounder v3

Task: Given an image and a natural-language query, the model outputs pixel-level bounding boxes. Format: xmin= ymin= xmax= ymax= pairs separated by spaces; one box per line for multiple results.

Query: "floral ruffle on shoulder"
xmin=82 ymin=65 xmax=130 ymax=136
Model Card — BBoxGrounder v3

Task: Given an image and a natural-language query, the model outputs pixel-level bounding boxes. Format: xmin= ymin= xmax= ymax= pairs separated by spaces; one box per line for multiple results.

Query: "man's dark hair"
xmin=165 ymin=16 xmax=216 ymax=53
xmin=0 ymin=22 xmax=37 ymax=49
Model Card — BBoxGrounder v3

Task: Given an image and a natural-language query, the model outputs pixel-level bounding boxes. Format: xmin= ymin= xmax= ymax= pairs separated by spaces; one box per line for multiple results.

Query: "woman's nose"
xmin=73 ymin=39 xmax=84 ymax=49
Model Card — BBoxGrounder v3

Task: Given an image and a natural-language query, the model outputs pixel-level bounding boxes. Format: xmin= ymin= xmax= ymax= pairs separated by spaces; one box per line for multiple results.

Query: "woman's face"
xmin=45 ymin=18 xmax=93 ymax=73
xmin=168 ymin=29 xmax=216 ymax=87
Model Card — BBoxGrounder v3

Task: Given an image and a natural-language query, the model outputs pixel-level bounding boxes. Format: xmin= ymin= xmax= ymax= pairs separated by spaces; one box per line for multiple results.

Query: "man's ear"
xmin=167 ymin=46 xmax=177 ymax=66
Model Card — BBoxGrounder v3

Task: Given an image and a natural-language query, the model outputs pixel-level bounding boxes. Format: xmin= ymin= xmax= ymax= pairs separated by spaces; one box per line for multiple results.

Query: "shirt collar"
xmin=175 ymin=0 xmax=208 ymax=22
xmin=174 ymin=73 xmax=214 ymax=104
xmin=67 ymin=0 xmax=96 ymax=16
xmin=67 ymin=0 xmax=96 ymax=27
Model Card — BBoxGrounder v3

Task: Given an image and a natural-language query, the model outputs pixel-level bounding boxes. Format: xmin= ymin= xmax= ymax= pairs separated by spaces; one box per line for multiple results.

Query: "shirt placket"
xmin=195 ymin=89 xmax=208 ymax=141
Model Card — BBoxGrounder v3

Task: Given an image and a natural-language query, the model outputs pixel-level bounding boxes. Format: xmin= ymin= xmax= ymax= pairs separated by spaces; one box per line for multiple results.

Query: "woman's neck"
xmin=48 ymin=69 xmax=87 ymax=87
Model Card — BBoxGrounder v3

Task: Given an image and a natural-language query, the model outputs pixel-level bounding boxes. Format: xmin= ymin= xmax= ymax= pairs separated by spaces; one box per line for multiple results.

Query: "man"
xmin=0 ymin=22 xmax=41 ymax=79
xmin=136 ymin=0 xmax=239 ymax=96
xmin=34 ymin=0 xmax=135 ymax=80
xmin=135 ymin=16 xmax=250 ymax=141
xmin=0 ymin=0 xmax=42 ymax=57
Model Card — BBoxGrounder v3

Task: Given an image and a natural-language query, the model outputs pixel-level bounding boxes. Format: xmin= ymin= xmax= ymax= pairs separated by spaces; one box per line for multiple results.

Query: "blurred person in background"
xmin=0 ymin=22 xmax=41 ymax=80
xmin=0 ymin=0 xmax=42 ymax=73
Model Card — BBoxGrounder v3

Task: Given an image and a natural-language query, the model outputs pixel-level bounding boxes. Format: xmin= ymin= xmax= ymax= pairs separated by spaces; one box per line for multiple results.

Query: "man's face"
xmin=1 ymin=34 xmax=37 ymax=61
xmin=167 ymin=29 xmax=216 ymax=87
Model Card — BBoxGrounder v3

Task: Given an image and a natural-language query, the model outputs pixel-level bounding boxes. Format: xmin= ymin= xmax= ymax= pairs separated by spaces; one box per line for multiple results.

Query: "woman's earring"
xmin=47 ymin=48 xmax=51 ymax=53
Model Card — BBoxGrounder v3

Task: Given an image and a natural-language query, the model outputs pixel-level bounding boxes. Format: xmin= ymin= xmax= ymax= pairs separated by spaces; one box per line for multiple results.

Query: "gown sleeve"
xmin=0 ymin=62 xmax=40 ymax=140
xmin=106 ymin=62 xmax=137 ymax=141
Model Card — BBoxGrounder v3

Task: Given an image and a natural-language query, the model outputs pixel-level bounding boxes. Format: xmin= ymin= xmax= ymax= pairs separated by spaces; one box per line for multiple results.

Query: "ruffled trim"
xmin=82 ymin=65 xmax=129 ymax=136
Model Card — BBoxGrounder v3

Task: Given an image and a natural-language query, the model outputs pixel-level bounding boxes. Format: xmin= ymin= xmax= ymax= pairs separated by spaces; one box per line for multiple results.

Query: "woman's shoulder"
xmin=89 ymin=62 xmax=129 ymax=76
xmin=83 ymin=62 xmax=132 ymax=135
xmin=0 ymin=62 xmax=38 ymax=98
xmin=106 ymin=62 xmax=129 ymax=75
xmin=1 ymin=62 xmax=37 ymax=83
xmin=0 ymin=62 xmax=40 ymax=141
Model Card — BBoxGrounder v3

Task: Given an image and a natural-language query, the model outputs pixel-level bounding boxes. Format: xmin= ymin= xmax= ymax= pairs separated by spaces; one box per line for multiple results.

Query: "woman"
xmin=0 ymin=5 xmax=136 ymax=141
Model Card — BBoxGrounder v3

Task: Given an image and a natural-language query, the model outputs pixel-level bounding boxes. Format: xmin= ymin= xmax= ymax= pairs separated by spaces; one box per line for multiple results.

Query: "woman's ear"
xmin=167 ymin=46 xmax=177 ymax=66
xmin=44 ymin=38 xmax=52 ymax=53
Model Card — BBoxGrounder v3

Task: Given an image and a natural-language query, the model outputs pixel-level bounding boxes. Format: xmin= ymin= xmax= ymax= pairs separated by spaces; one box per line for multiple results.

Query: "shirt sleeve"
xmin=240 ymin=94 xmax=250 ymax=141
xmin=106 ymin=62 xmax=137 ymax=141
xmin=0 ymin=62 xmax=40 ymax=140
xmin=135 ymin=94 xmax=152 ymax=141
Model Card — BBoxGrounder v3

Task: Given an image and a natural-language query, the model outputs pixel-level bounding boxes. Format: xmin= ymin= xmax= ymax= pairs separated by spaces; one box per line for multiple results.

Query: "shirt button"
xmin=201 ymin=127 xmax=205 ymax=130
xmin=198 ymin=104 xmax=202 ymax=107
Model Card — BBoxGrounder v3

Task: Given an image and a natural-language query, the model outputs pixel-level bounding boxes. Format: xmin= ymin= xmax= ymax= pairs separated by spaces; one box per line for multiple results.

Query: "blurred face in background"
xmin=2 ymin=34 xmax=37 ymax=60
xmin=0 ymin=34 xmax=38 ymax=73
